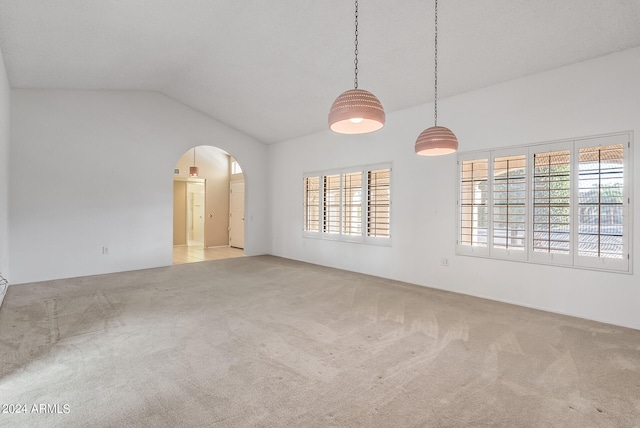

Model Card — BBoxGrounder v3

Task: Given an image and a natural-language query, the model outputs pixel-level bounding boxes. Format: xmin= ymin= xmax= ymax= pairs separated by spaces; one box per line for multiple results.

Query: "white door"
xmin=187 ymin=182 xmax=205 ymax=246
xmin=229 ymin=181 xmax=245 ymax=249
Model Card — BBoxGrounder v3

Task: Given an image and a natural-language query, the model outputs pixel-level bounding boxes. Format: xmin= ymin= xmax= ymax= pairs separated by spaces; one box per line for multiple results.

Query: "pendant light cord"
xmin=193 ymin=147 xmax=196 ymax=166
xmin=354 ymin=0 xmax=359 ymax=89
xmin=434 ymin=0 xmax=438 ymax=126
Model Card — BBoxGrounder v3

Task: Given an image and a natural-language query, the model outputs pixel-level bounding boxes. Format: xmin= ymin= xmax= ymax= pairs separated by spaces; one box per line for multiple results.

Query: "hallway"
xmin=173 ymin=245 xmax=244 ymax=264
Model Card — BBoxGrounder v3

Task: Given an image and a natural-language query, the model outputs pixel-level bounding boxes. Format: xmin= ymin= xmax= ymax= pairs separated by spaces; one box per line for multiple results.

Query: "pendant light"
xmin=328 ymin=0 xmax=385 ymax=134
xmin=415 ymin=0 xmax=458 ymax=156
xmin=189 ymin=147 xmax=199 ymax=177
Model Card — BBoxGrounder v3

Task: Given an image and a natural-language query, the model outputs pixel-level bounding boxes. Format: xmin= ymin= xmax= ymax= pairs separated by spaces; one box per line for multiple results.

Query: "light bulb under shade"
xmin=415 ymin=126 xmax=458 ymax=156
xmin=189 ymin=166 xmax=199 ymax=177
xmin=328 ymin=88 xmax=385 ymax=134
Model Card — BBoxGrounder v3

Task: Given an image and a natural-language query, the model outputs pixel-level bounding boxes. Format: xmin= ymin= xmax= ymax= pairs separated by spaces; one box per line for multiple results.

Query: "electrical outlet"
xmin=102 ymin=246 xmax=109 ymax=255
xmin=440 ymin=258 xmax=449 ymax=267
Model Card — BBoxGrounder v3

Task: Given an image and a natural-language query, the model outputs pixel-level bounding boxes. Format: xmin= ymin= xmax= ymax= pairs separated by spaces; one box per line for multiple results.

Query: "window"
xmin=492 ymin=153 xmax=527 ymax=258
xmin=231 ymin=160 xmax=243 ymax=174
xmin=457 ymin=132 xmax=632 ymax=273
xmin=460 ymin=158 xmax=489 ymax=251
xmin=323 ymin=174 xmax=341 ymax=234
xmin=367 ymin=169 xmax=390 ymax=238
xmin=303 ymin=177 xmax=320 ymax=233
xmin=303 ymin=164 xmax=392 ymax=245
xmin=532 ymin=146 xmax=571 ymax=264
xmin=576 ymin=138 xmax=628 ymax=271
xmin=342 ymin=172 xmax=363 ymax=235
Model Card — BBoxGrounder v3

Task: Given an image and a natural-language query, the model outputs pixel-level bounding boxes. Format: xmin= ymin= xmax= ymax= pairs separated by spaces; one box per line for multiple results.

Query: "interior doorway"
xmin=172 ymin=146 xmax=246 ymax=264
xmin=187 ymin=181 xmax=205 ymax=247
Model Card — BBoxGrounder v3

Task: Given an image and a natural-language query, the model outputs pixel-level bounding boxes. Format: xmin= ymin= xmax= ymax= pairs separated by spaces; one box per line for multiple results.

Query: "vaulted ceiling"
xmin=1 ymin=0 xmax=640 ymax=144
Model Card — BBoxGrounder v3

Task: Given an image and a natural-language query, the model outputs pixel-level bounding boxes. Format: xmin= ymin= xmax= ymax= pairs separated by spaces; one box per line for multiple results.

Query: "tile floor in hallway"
xmin=173 ymin=245 xmax=244 ymax=264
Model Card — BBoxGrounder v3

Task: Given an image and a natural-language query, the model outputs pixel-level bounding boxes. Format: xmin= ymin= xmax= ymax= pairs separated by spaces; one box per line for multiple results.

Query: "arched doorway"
xmin=172 ymin=145 xmax=245 ymax=264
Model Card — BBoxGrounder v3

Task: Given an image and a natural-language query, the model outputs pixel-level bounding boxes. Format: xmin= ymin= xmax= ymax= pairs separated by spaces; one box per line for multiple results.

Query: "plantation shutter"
xmin=342 ymin=172 xmax=363 ymax=235
xmin=492 ymin=153 xmax=527 ymax=259
xmin=576 ymin=135 xmax=628 ymax=271
xmin=456 ymin=132 xmax=630 ymax=272
xmin=531 ymin=147 xmax=571 ymax=264
xmin=303 ymin=176 xmax=320 ymax=233
xmin=367 ymin=168 xmax=390 ymax=238
xmin=323 ymin=174 xmax=341 ymax=234
xmin=459 ymin=157 xmax=489 ymax=252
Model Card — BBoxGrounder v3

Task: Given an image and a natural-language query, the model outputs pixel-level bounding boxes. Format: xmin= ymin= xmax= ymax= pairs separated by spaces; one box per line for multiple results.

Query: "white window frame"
xmin=456 ymin=132 xmax=632 ymax=274
xmin=303 ymin=163 xmax=392 ymax=246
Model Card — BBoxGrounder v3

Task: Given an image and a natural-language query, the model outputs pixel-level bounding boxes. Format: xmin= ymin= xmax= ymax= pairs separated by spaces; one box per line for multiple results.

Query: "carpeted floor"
xmin=0 ymin=256 xmax=639 ymax=427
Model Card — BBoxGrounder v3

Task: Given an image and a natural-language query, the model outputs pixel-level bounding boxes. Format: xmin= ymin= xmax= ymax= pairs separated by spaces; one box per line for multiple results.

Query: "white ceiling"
xmin=1 ymin=0 xmax=640 ymax=144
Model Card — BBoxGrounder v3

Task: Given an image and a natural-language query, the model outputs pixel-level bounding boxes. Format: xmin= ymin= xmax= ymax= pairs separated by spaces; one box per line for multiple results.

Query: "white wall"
xmin=0 ymin=46 xmax=9 ymax=304
xmin=269 ymin=47 xmax=640 ymax=330
xmin=10 ymin=90 xmax=269 ymax=284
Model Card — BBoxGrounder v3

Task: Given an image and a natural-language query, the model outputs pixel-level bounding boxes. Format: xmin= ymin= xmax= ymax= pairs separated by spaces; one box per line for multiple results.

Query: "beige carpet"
xmin=0 ymin=256 xmax=639 ymax=427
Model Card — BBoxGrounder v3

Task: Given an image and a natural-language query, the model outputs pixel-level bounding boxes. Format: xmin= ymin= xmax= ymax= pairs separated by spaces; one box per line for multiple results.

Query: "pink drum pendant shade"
xmin=328 ymin=0 xmax=385 ymax=135
xmin=415 ymin=0 xmax=458 ymax=156
xmin=329 ymin=88 xmax=385 ymax=134
xmin=415 ymin=125 xmax=458 ymax=156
